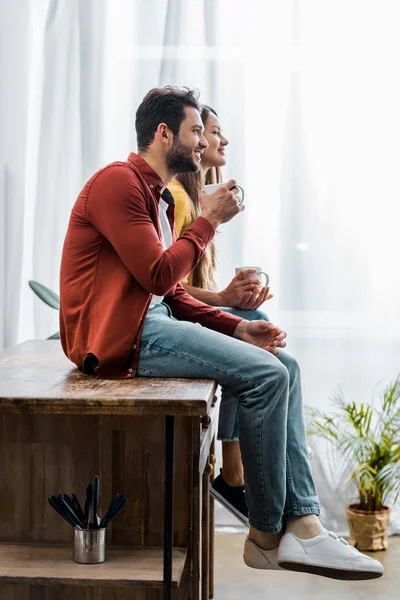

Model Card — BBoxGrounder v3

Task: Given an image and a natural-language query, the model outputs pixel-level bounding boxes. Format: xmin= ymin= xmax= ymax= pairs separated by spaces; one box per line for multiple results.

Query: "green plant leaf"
xmin=306 ymin=376 xmax=400 ymax=509
xmin=47 ymin=332 xmax=60 ymax=340
xmin=376 ymin=462 xmax=400 ymax=505
xmin=29 ymin=281 xmax=60 ymax=310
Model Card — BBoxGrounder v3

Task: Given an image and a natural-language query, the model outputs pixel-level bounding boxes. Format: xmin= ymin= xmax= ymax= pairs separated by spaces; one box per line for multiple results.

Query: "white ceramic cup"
xmin=203 ymin=182 xmax=245 ymax=205
xmin=235 ymin=266 xmax=269 ymax=287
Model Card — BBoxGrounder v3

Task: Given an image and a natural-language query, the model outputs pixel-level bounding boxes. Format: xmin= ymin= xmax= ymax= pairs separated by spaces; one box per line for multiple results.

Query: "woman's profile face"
xmin=201 ymin=113 xmax=229 ymax=169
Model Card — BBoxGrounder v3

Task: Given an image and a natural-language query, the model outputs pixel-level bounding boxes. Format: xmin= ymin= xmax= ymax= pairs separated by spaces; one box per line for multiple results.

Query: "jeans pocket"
xmin=137 ymin=364 xmax=152 ymax=377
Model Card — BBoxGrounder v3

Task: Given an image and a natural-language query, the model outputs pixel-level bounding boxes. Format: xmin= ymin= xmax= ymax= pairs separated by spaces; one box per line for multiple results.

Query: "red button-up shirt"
xmin=59 ymin=153 xmax=242 ymax=378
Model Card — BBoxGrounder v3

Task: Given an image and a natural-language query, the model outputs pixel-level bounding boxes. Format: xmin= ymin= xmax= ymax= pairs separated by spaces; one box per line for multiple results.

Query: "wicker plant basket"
xmin=346 ymin=504 xmax=390 ymax=551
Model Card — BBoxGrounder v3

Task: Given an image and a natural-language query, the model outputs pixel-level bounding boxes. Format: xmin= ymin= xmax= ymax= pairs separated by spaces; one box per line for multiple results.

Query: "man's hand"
xmin=200 ymin=179 xmax=244 ymax=228
xmin=233 ymin=320 xmax=287 ymax=355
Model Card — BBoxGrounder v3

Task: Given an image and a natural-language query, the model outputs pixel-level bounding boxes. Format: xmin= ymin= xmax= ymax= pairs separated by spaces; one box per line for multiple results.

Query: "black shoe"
xmin=210 ymin=470 xmax=249 ymax=526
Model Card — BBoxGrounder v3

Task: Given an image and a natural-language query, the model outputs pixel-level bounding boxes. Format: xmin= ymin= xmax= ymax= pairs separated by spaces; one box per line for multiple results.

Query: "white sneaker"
xmin=243 ymin=536 xmax=282 ymax=570
xmin=277 ymin=530 xmax=384 ymax=580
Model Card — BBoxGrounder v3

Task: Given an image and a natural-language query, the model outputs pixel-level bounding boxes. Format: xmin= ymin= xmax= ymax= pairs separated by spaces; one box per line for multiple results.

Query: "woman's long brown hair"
xmin=177 ymin=106 xmax=222 ymax=290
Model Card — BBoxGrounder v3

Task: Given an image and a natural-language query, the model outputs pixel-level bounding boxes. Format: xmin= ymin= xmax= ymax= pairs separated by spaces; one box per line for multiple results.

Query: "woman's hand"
xmin=218 ymin=269 xmax=263 ymax=307
xmin=235 ymin=286 xmax=273 ymax=310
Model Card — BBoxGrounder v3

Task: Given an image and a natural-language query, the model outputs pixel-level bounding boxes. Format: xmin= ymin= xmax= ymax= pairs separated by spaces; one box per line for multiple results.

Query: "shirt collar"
xmin=127 ymin=152 xmax=164 ymax=191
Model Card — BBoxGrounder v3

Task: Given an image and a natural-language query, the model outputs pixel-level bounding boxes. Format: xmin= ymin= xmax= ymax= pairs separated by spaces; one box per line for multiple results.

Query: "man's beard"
xmin=166 ymin=136 xmax=199 ymax=174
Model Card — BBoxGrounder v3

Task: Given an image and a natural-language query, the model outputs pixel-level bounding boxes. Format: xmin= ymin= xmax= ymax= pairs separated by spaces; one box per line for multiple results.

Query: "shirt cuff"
xmin=210 ymin=311 xmax=243 ymax=337
xmin=187 ymin=216 xmax=215 ymax=245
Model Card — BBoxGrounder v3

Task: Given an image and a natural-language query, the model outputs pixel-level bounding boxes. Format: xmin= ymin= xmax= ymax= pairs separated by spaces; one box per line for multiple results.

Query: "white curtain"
xmin=1 ymin=0 xmax=399 ymax=533
xmin=243 ymin=0 xmax=400 ymax=534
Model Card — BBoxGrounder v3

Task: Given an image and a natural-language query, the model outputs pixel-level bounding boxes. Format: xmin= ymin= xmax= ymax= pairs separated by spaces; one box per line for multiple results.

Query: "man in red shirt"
xmin=59 ymin=87 xmax=383 ymax=579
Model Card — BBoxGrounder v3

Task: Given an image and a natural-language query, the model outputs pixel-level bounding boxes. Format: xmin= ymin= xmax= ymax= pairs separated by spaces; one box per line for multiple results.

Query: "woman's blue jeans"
xmin=137 ymin=303 xmax=319 ymax=532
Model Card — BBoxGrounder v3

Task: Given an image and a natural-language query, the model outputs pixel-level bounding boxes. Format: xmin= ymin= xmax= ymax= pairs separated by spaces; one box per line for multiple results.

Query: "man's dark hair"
xmin=135 ymin=86 xmax=200 ymax=152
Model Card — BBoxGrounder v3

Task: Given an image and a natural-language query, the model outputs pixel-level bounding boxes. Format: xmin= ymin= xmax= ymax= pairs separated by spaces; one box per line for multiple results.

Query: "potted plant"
xmin=306 ymin=376 xmax=400 ymax=551
xmin=29 ymin=280 xmax=60 ymax=339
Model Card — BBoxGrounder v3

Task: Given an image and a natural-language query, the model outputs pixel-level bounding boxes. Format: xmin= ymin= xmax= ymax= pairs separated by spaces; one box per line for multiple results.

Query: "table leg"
xmin=209 ymin=437 xmax=215 ymax=599
xmin=164 ymin=415 xmax=175 ymax=600
xmin=202 ymin=468 xmax=210 ymax=599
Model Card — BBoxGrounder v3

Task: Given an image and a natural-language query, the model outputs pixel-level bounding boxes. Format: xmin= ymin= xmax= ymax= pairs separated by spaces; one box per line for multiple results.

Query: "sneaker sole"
xmin=210 ymin=487 xmax=249 ymax=526
xmin=278 ymin=561 xmax=383 ymax=580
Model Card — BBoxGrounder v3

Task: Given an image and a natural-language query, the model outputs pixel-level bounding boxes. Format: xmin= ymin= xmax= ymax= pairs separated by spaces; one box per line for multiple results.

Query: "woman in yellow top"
xmin=169 ymin=106 xmax=271 ymax=311
xmin=168 ymin=105 xmax=272 ymax=526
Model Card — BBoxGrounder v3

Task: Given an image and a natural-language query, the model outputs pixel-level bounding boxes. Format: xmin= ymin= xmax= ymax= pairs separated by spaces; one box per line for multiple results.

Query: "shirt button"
xmin=159 ymin=182 xmax=163 ymax=187
xmin=128 ymin=368 xmax=133 ymax=372
xmin=127 ymin=373 xmax=132 ymax=377
xmin=133 ymin=344 xmax=137 ymax=349
xmin=149 ymin=184 xmax=154 ymax=189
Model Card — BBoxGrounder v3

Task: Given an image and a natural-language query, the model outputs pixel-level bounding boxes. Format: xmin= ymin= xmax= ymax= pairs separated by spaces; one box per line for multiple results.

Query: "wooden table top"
xmin=0 ymin=341 xmax=216 ymax=416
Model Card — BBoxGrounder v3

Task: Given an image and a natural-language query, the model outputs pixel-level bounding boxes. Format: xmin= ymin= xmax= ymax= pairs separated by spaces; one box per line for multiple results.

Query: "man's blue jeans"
xmin=218 ymin=306 xmax=269 ymax=442
xmin=138 ymin=303 xmax=320 ymax=533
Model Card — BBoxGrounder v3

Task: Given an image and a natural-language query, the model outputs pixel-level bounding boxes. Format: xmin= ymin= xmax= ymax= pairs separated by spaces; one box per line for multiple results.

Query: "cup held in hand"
xmin=204 ymin=182 xmax=245 ymax=206
xmin=235 ymin=266 xmax=269 ymax=287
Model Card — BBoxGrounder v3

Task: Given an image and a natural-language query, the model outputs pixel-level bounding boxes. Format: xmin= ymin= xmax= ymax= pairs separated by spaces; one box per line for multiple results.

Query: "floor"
xmin=214 ymin=531 xmax=400 ymax=600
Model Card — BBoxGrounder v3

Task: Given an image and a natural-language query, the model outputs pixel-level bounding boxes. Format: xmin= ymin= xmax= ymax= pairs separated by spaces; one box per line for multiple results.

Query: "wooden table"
xmin=0 ymin=341 xmax=218 ymax=600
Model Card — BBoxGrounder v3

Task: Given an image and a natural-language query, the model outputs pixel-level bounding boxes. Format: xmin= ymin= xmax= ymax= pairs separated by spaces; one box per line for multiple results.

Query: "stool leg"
xmin=164 ymin=415 xmax=175 ymax=600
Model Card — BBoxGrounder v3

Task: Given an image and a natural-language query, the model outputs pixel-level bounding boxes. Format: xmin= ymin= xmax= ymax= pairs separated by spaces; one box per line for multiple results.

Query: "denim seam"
xmin=286 ymin=456 xmax=298 ymax=513
xmin=255 ymin=405 xmax=269 ymax=526
xmin=233 ymin=411 xmax=240 ymax=440
xmin=141 ymin=340 xmax=266 ymax=394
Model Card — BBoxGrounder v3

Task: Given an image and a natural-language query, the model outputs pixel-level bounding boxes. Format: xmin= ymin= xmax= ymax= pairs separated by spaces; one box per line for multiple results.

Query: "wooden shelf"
xmin=0 ymin=543 xmax=187 ymax=588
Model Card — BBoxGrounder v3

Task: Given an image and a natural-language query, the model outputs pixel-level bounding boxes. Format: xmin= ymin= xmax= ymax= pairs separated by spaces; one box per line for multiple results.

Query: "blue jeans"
xmin=138 ymin=303 xmax=320 ymax=532
xmin=218 ymin=306 xmax=269 ymax=441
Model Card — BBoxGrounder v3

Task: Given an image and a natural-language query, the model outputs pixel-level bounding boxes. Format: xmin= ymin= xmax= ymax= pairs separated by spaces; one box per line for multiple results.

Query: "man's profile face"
xmin=165 ymin=107 xmax=208 ymax=174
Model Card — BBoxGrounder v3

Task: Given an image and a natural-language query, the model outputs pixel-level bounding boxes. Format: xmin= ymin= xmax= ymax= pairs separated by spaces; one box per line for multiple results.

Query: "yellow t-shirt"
xmin=168 ymin=179 xmax=216 ymax=290
xmin=168 ymin=179 xmax=192 ymax=237
xmin=168 ymin=179 xmax=192 ymax=283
